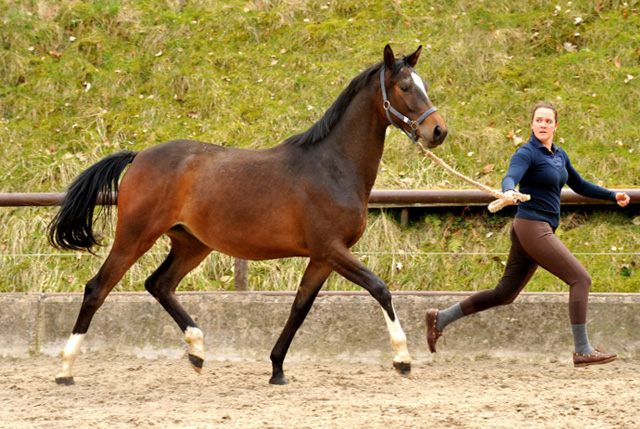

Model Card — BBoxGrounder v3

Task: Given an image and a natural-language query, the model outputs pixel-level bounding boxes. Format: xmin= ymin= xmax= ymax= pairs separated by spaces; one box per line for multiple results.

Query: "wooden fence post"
xmin=234 ymin=258 xmax=248 ymax=291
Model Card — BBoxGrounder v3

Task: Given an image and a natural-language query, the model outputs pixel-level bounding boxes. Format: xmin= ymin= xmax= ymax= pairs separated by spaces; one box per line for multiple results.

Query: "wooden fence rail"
xmin=1 ymin=188 xmax=638 ymax=208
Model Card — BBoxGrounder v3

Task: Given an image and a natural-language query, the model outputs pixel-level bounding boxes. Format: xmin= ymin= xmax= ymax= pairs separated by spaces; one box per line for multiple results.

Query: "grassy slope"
xmin=0 ymin=0 xmax=638 ymax=293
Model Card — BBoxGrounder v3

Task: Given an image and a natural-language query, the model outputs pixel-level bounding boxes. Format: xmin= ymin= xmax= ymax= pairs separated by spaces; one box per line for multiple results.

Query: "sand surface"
xmin=1 ymin=353 xmax=639 ymax=428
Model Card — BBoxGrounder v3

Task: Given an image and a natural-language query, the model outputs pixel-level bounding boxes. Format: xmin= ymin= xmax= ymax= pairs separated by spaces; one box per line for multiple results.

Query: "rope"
xmin=415 ymin=141 xmax=530 ymax=212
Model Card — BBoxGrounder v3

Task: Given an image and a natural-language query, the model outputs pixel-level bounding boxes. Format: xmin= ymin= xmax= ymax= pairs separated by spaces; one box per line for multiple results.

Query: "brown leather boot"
xmin=573 ymin=346 xmax=617 ymax=367
xmin=425 ymin=309 xmax=444 ymax=353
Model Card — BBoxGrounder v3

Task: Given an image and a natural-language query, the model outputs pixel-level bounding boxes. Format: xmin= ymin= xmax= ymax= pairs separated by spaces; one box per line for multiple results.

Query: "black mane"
xmin=284 ymin=61 xmax=388 ymax=147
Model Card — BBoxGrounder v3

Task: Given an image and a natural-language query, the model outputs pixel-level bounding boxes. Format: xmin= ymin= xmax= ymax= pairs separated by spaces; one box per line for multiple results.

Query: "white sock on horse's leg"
xmin=382 ymin=307 xmax=411 ymax=373
xmin=56 ymin=333 xmax=86 ymax=384
xmin=185 ymin=327 xmax=205 ymax=373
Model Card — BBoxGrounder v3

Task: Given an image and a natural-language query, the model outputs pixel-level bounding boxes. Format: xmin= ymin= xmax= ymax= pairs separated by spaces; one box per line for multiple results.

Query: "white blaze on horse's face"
xmin=411 ymin=71 xmax=428 ymax=99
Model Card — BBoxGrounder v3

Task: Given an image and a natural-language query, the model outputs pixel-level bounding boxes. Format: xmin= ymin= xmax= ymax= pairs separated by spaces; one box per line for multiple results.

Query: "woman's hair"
xmin=531 ymin=102 xmax=558 ymax=123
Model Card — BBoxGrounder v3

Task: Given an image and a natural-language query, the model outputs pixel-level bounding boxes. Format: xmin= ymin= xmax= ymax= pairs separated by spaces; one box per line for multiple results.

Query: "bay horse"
xmin=48 ymin=45 xmax=447 ymax=385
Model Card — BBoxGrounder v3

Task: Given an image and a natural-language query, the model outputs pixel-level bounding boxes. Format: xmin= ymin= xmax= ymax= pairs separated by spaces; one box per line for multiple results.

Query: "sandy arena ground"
xmin=1 ymin=353 xmax=639 ymax=428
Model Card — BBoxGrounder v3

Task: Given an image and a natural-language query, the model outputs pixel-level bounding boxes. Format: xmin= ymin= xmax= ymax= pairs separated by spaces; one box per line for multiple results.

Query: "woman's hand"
xmin=502 ymin=189 xmax=519 ymax=205
xmin=615 ymin=192 xmax=630 ymax=207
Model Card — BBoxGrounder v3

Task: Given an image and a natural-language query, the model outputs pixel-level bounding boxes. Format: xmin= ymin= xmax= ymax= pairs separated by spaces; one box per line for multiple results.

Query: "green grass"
xmin=0 ymin=0 xmax=638 ymax=293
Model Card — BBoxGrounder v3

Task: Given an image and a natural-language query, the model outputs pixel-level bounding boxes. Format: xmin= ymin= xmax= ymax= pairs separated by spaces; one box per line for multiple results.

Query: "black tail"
xmin=48 ymin=150 xmax=138 ymax=251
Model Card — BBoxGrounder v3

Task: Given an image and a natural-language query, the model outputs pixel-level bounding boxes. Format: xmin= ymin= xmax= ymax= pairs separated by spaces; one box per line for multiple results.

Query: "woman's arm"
xmin=565 ymin=153 xmax=624 ymax=204
xmin=501 ymin=148 xmax=532 ymax=193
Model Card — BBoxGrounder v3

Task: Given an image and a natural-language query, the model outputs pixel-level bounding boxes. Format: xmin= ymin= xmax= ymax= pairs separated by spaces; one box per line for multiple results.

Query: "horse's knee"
xmin=370 ymin=277 xmax=390 ymax=298
xmin=369 ymin=278 xmax=395 ymax=317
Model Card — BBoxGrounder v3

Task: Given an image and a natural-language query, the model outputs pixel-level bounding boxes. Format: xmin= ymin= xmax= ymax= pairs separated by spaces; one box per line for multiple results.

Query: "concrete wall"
xmin=2 ymin=291 xmax=639 ymax=363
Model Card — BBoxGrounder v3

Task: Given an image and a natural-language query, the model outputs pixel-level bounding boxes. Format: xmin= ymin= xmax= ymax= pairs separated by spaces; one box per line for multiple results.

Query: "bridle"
xmin=380 ymin=67 xmax=438 ymax=144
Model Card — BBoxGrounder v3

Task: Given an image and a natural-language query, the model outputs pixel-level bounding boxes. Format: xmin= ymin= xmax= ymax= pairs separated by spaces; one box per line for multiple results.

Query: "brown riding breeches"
xmin=459 ymin=218 xmax=592 ymax=324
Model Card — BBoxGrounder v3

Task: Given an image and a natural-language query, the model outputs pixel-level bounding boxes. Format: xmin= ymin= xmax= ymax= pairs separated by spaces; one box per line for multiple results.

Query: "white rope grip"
xmin=416 ymin=143 xmax=530 ymax=212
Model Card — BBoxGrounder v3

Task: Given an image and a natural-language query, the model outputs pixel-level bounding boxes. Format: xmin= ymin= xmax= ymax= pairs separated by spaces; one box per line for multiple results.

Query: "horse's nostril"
xmin=433 ymin=125 xmax=442 ymax=141
xmin=433 ymin=125 xmax=447 ymax=143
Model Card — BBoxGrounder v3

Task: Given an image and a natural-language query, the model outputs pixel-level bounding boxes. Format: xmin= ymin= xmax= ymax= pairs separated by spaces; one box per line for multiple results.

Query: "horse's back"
xmin=137 ymin=139 xmax=228 ymax=166
xmin=115 ymin=139 xmax=313 ymax=258
xmin=119 ymin=138 xmax=284 ymax=207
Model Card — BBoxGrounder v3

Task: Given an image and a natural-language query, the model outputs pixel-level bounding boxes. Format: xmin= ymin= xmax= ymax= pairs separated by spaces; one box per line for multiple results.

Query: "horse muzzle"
xmin=419 ymin=118 xmax=448 ymax=149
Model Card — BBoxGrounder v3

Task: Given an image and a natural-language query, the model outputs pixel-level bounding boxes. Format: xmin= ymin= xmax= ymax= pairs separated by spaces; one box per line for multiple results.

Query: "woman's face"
xmin=530 ymin=107 xmax=558 ymax=145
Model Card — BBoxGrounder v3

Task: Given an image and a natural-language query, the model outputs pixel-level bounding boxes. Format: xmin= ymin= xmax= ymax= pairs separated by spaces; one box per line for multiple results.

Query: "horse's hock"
xmin=2 ymin=291 xmax=639 ymax=362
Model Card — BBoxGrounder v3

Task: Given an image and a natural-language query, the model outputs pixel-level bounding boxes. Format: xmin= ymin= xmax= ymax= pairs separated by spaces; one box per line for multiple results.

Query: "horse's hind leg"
xmin=55 ymin=239 xmax=157 ymax=385
xmin=144 ymin=226 xmax=212 ymax=373
xmin=269 ymin=260 xmax=333 ymax=385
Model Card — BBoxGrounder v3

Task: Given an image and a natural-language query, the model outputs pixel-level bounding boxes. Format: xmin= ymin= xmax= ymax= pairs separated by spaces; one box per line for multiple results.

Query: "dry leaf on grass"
xmin=480 ymin=164 xmax=495 ymax=174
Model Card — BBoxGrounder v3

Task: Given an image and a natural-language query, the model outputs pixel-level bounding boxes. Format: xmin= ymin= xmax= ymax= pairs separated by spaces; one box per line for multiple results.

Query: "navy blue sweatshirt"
xmin=502 ymin=135 xmax=617 ymax=228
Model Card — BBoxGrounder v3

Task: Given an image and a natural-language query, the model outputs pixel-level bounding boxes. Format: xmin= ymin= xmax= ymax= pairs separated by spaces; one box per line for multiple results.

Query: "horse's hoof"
xmin=269 ymin=375 xmax=289 ymax=385
xmin=188 ymin=354 xmax=204 ymax=374
xmin=55 ymin=376 xmax=75 ymax=386
xmin=393 ymin=361 xmax=411 ymax=376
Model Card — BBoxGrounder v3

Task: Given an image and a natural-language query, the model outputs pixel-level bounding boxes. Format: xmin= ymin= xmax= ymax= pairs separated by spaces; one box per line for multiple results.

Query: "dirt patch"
xmin=2 ymin=353 xmax=639 ymax=428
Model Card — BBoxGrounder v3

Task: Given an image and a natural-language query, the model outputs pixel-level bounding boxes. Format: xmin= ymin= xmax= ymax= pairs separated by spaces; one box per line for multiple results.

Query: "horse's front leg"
xmin=269 ymin=260 xmax=332 ymax=385
xmin=327 ymin=246 xmax=411 ymax=375
xmin=381 ymin=305 xmax=411 ymax=375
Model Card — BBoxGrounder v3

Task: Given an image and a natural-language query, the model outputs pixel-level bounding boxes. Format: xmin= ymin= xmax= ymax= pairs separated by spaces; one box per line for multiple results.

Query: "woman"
xmin=426 ymin=102 xmax=631 ymax=366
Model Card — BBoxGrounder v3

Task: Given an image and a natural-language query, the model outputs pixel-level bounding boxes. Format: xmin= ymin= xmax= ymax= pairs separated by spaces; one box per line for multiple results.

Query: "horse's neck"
xmin=326 ymin=89 xmax=388 ymax=192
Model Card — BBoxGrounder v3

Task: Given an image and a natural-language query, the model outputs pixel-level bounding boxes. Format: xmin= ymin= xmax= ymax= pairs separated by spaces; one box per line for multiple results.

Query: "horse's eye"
xmin=400 ymin=85 xmax=410 ymax=93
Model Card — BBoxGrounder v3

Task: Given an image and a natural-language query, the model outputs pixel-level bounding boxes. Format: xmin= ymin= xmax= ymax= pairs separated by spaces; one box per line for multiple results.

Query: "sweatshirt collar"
xmin=529 ymin=134 xmax=559 ymax=154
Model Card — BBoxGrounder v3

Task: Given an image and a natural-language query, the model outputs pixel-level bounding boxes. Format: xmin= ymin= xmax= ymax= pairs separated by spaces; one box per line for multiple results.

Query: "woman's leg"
xmin=439 ymin=222 xmax=538 ymax=330
xmin=509 ymin=219 xmax=598 ymax=356
xmin=426 ymin=222 xmax=538 ymax=352
xmin=511 ymin=218 xmax=591 ymax=324
xmin=507 ymin=218 xmax=616 ymax=365
xmin=429 ymin=218 xmax=616 ymax=364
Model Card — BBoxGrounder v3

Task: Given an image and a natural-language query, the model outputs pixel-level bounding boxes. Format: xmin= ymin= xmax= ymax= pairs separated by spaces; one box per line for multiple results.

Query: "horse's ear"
xmin=405 ymin=45 xmax=422 ymax=68
xmin=383 ymin=44 xmax=395 ymax=70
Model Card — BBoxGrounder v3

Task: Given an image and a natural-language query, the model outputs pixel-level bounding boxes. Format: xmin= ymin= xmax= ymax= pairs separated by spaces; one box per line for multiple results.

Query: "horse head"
xmin=381 ymin=44 xmax=447 ymax=148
